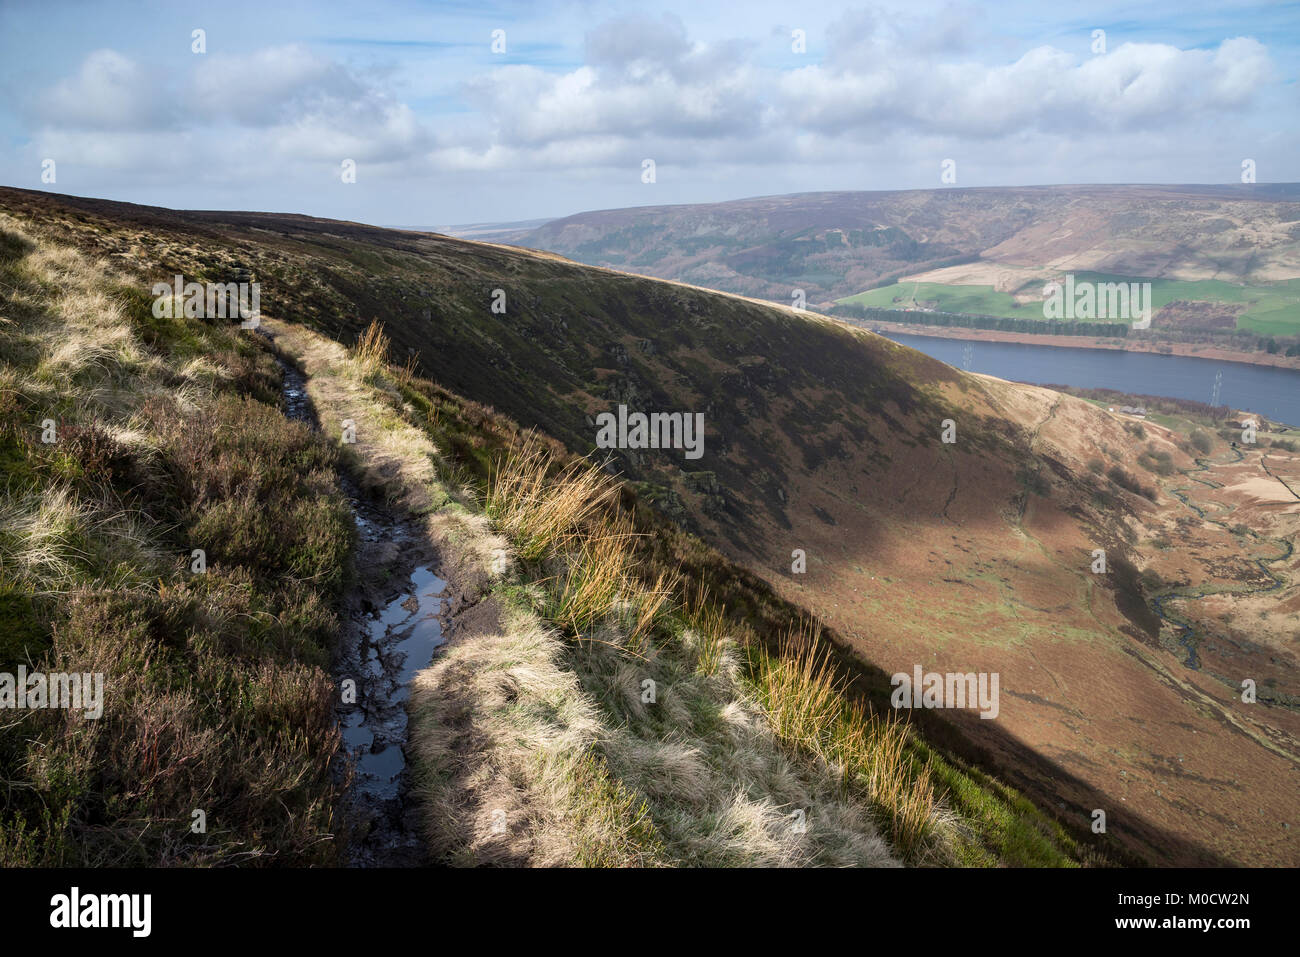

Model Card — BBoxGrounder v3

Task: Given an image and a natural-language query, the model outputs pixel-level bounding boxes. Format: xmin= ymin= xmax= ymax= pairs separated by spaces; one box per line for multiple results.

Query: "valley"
xmin=2 ymin=186 xmax=1292 ymax=866
xmin=476 ymin=185 xmax=1300 ymax=362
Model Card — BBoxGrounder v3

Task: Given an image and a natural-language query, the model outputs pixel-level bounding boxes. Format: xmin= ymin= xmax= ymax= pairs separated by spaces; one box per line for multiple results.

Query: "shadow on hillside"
xmin=812 ymin=629 xmax=1241 ymax=866
xmin=1 ymin=186 xmax=1248 ymax=867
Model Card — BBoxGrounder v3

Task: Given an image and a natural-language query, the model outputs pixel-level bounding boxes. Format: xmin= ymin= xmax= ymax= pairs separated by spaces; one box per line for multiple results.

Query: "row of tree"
xmin=833 ymin=304 xmax=1300 ymax=356
xmin=830 ymin=303 xmax=1130 ymax=338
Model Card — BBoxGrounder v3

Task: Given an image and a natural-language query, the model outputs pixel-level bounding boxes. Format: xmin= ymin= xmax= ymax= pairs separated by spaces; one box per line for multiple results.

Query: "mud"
xmin=274 ymin=349 xmax=447 ymax=866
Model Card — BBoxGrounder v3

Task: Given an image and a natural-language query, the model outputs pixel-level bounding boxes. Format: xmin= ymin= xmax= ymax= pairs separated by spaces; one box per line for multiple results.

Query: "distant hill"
xmin=430 ymin=217 xmax=552 ymax=242
xmin=4 ymin=186 xmax=1297 ymax=867
xmin=500 ymin=184 xmax=1300 ymax=310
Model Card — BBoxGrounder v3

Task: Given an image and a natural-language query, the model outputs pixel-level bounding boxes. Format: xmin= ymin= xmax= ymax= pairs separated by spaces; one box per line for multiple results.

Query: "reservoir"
xmin=882 ymin=332 xmax=1300 ymax=428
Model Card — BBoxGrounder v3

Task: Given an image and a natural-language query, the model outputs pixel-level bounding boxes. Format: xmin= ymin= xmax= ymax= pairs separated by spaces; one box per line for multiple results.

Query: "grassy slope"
xmin=0 ymin=215 xmax=352 ymax=865
xmin=0 ymin=188 xmax=1134 ymax=866
xmin=278 ymin=318 xmax=1102 ymax=866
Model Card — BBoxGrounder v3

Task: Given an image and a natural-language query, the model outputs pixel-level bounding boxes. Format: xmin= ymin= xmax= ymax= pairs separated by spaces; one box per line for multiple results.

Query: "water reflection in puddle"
xmin=273 ymin=349 xmax=440 ymax=863
xmin=343 ymin=564 xmax=448 ymax=800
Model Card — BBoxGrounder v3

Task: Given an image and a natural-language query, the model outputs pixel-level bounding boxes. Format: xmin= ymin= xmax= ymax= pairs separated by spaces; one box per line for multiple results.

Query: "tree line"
xmin=831 ymin=303 xmax=1300 ymax=355
xmin=830 ymin=303 xmax=1129 ymax=338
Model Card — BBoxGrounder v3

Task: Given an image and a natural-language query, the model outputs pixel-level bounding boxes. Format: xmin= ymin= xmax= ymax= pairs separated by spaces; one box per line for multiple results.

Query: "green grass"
xmin=925 ymin=751 xmax=1095 ymax=866
xmin=1077 ymin=273 xmax=1300 ymax=334
xmin=840 ymin=281 xmax=1029 ymax=319
xmin=839 ymin=273 xmax=1300 ymax=335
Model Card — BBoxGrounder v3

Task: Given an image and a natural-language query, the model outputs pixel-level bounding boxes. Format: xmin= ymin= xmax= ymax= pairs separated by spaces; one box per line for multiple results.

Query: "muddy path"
xmin=274 ymin=347 xmax=446 ymax=866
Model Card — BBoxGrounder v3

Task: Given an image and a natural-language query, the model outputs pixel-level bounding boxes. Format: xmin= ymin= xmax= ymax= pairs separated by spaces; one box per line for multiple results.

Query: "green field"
xmin=839 ymin=280 xmax=1029 ymax=319
xmin=838 ymin=273 xmax=1300 ymax=336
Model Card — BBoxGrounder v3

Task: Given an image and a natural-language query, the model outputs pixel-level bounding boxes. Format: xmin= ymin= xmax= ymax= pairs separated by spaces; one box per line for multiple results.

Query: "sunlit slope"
xmin=4 ymin=186 xmax=1295 ymax=867
xmin=503 ymin=184 xmax=1300 ymax=306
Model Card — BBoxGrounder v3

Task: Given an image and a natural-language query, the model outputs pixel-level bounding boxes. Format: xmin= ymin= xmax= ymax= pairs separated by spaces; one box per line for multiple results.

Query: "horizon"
xmin=2 ymin=0 xmax=1296 ymax=225
xmin=8 ymin=180 xmax=1300 ymax=234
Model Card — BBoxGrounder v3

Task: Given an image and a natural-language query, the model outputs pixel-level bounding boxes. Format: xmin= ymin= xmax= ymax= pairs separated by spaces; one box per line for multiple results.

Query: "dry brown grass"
xmin=395 ymin=352 xmax=420 ymax=390
xmin=855 ymin=710 xmax=945 ymax=856
xmin=352 ymin=319 xmax=391 ymax=382
xmin=753 ymin=625 xmax=949 ymax=861
xmin=755 ymin=624 xmax=844 ymax=752
xmin=486 ymin=440 xmax=617 ymax=560
xmin=624 ymin=569 xmax=677 ymax=656
xmin=547 ymin=518 xmax=635 ymax=635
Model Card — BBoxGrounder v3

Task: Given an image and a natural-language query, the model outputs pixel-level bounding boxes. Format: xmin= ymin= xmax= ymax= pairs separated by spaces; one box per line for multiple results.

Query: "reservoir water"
xmin=882 ymin=332 xmax=1300 ymax=428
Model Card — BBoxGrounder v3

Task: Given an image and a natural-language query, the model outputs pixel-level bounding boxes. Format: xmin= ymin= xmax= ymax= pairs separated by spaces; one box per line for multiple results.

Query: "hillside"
xmin=2 ymin=186 xmax=1296 ymax=867
xmin=493 ymin=185 xmax=1300 ymax=343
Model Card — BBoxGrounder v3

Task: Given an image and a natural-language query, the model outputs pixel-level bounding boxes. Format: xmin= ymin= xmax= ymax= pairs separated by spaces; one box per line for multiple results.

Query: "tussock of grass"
xmin=623 ymin=570 xmax=676 ymax=655
xmin=546 ymin=519 xmax=637 ymax=635
xmin=683 ymin=584 xmax=728 ymax=677
xmin=486 ymin=441 xmax=617 ymax=561
xmin=351 ymin=319 xmax=392 ymax=384
xmin=0 ymin=486 xmax=93 ymax=589
xmin=752 ymin=629 xmax=946 ymax=859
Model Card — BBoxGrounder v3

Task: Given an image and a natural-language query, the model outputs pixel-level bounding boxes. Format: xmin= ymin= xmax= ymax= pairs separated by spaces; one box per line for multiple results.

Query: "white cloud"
xmin=777 ymin=38 xmax=1275 ymax=139
xmin=191 ymin=45 xmax=362 ymax=126
xmin=457 ymin=14 xmax=764 ymax=156
xmin=441 ymin=18 xmax=1276 ymax=174
xmin=11 ymin=14 xmax=1288 ymax=221
xmin=35 ymin=49 xmax=177 ymax=131
xmin=28 ymin=44 xmax=429 ymax=179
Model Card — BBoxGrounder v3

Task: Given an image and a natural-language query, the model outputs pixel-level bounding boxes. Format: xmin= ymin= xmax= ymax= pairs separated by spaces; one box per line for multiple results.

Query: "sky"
xmin=0 ymin=0 xmax=1296 ymax=228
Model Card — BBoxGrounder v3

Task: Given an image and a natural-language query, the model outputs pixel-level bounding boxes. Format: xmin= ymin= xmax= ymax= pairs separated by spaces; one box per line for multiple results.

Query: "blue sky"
xmin=1 ymin=0 xmax=1296 ymax=227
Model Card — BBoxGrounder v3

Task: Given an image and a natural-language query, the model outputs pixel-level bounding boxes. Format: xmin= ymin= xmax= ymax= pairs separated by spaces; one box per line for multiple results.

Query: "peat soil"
xmin=276 ymin=348 xmax=448 ymax=866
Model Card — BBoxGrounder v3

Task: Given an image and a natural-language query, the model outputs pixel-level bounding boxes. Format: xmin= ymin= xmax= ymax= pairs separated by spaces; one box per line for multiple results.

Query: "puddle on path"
xmin=338 ymin=558 xmax=448 ymax=803
xmin=274 ymin=349 xmax=447 ymax=866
